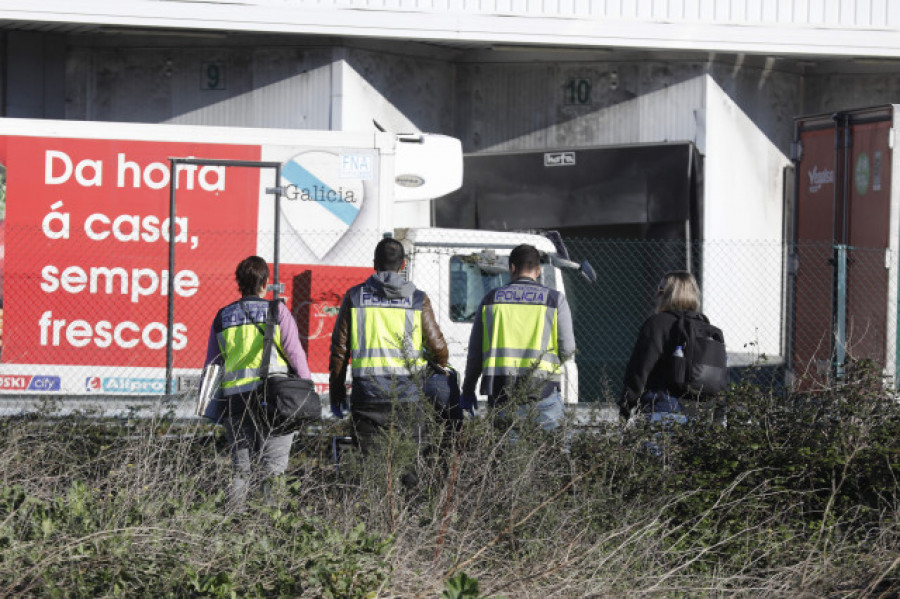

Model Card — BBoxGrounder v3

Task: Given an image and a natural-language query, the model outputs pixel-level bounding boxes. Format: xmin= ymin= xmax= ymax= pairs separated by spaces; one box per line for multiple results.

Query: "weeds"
xmin=0 ymin=370 xmax=898 ymax=597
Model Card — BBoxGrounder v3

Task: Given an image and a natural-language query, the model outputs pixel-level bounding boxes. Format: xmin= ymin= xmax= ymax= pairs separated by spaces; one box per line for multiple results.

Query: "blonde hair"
xmin=655 ymin=270 xmax=701 ymax=313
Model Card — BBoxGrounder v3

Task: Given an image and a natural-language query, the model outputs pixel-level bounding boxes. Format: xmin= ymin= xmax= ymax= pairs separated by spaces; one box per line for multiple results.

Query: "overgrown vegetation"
xmin=1 ymin=366 xmax=898 ymax=597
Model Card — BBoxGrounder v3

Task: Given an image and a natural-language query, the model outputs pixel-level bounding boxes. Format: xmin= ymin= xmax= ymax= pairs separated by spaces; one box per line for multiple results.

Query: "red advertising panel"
xmin=279 ymin=263 xmax=371 ymax=375
xmin=0 ymin=135 xmax=261 ymax=368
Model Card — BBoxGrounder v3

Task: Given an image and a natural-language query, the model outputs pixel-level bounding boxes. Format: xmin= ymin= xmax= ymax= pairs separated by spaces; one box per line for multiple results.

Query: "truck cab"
xmin=397 ymin=227 xmax=584 ymax=404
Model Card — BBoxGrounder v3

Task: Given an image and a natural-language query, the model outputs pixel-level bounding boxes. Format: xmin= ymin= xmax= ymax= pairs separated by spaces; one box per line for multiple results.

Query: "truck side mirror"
xmin=579 ymin=261 xmax=597 ymax=284
xmin=548 ymin=254 xmax=597 ymax=285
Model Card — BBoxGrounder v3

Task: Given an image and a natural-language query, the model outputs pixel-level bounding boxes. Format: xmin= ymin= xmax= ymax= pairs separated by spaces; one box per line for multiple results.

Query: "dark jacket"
xmin=620 ymin=310 xmax=707 ymax=412
xmin=329 ymin=272 xmax=448 ymax=405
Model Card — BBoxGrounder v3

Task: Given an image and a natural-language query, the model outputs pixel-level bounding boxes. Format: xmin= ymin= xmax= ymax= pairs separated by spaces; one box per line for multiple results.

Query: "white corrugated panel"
xmin=5 ymin=0 xmax=900 ymax=23
xmin=69 ymin=46 xmax=335 ymax=129
xmin=3 ymin=0 xmax=900 ymax=56
xmin=168 ymin=65 xmax=333 ymax=129
xmin=460 ymin=62 xmax=705 ymax=153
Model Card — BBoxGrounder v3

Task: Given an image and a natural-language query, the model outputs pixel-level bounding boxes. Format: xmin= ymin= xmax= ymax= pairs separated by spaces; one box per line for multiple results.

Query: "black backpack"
xmin=666 ymin=312 xmax=728 ymax=396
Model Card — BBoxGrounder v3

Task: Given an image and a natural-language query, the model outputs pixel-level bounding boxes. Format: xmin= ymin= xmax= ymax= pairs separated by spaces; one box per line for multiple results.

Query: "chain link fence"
xmin=0 ymin=225 xmax=896 ymax=414
xmin=563 ymin=238 xmax=898 ymax=401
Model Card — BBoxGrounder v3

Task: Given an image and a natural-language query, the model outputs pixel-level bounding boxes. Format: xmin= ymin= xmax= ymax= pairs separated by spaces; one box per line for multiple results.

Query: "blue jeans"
xmin=490 ymin=391 xmax=565 ymax=438
xmin=637 ymin=391 xmax=685 ymax=456
xmin=640 ymin=391 xmax=687 ymax=425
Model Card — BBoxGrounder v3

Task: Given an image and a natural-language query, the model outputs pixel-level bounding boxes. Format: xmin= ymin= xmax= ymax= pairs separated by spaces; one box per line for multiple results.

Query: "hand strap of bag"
xmin=239 ymin=299 xmax=296 ymax=380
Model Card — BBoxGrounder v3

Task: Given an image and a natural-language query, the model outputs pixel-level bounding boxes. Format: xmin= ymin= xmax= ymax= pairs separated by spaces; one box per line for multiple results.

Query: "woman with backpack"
xmin=617 ymin=270 xmax=727 ymax=425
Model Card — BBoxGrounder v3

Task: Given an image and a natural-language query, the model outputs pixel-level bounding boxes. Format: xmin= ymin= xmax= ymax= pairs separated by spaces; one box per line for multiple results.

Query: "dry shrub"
xmin=0 ymin=369 xmax=897 ymax=597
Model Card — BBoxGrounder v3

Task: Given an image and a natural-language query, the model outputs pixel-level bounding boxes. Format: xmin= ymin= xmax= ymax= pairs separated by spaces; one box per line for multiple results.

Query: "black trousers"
xmin=350 ymin=401 xmax=428 ymax=455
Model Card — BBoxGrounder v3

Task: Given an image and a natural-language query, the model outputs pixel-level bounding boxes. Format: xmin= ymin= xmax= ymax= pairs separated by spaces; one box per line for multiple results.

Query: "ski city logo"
xmin=280 ymin=151 xmax=368 ymax=260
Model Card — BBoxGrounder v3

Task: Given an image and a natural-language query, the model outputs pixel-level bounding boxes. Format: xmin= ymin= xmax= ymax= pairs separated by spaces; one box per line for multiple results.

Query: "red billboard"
xmin=0 ymin=135 xmax=261 ymax=367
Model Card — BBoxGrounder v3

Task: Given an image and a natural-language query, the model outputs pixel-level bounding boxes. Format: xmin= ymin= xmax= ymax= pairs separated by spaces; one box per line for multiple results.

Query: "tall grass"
xmin=0 ymin=366 xmax=898 ymax=597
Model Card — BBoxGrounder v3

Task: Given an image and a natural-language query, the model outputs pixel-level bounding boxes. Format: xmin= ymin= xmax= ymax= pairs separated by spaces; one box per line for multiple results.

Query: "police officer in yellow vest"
xmin=203 ymin=256 xmax=311 ymax=508
xmin=461 ymin=244 xmax=576 ymax=432
xmin=329 ymin=238 xmax=448 ymax=453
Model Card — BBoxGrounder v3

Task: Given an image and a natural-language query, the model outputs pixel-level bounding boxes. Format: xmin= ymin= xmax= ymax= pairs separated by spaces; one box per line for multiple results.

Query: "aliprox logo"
xmin=85 ymin=376 xmax=166 ymax=394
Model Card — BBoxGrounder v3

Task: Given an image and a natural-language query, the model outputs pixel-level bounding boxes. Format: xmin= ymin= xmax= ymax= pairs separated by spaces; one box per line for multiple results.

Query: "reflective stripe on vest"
xmin=481 ymin=282 xmax=561 ymax=384
xmin=215 ymin=300 xmax=288 ymax=396
xmin=350 ymin=286 xmax=426 ymax=378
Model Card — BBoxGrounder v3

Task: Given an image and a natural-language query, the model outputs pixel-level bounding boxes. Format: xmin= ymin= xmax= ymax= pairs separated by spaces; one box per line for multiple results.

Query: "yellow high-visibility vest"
xmin=350 ymin=285 xmax=427 ymax=379
xmin=480 ymin=280 xmax=562 ymax=394
xmin=215 ymin=299 xmax=288 ymax=396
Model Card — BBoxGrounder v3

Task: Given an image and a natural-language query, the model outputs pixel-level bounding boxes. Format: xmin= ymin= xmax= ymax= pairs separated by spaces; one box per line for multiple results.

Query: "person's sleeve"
xmin=462 ymin=301 xmax=486 ymax=396
xmin=328 ymin=291 xmax=353 ymax=405
xmin=277 ymin=301 xmax=311 ymax=378
xmin=421 ymin=294 xmax=449 ymax=367
xmin=204 ymin=320 xmax=223 ymax=367
xmin=556 ymin=293 xmax=576 ymax=361
xmin=620 ymin=316 xmax=665 ymax=410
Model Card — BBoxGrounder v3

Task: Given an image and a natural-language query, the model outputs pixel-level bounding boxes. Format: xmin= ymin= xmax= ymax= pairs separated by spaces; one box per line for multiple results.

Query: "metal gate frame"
xmin=165 ymin=158 xmax=284 ymax=394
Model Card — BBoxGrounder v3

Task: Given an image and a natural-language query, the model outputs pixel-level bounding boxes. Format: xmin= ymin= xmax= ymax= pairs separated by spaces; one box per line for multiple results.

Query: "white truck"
xmin=0 ymin=117 xmax=592 ymax=412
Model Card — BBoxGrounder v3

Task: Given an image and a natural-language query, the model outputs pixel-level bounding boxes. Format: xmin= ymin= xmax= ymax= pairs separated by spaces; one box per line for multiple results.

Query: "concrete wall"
xmin=706 ymin=58 xmax=803 ymax=156
xmin=61 ymin=38 xmax=458 ymax=136
xmin=66 ymin=41 xmax=336 ymax=128
xmin=702 ymin=76 xmax=791 ymax=362
xmin=454 ymin=60 xmax=708 ymax=153
xmin=341 ymin=47 xmax=455 ymax=135
xmin=453 ymin=55 xmax=805 ymax=156
xmin=4 ymin=31 xmax=66 ymax=119
xmin=803 ymin=71 xmax=900 ymax=116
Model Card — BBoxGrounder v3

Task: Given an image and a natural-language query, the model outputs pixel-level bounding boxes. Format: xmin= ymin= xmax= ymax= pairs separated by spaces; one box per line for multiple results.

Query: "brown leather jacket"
xmin=329 ymin=280 xmax=448 ymax=405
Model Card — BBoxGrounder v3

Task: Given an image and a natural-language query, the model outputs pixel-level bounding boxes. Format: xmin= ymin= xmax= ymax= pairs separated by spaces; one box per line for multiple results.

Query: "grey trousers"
xmin=223 ymin=409 xmax=294 ymax=507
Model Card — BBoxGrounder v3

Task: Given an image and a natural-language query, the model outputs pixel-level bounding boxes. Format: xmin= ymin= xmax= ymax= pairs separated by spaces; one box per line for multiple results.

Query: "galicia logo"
xmin=808 ymin=165 xmax=835 ymax=193
xmin=85 ymin=377 xmax=102 ymax=392
xmin=284 ymin=184 xmax=357 ymax=203
xmin=279 ymin=150 xmax=368 ymax=260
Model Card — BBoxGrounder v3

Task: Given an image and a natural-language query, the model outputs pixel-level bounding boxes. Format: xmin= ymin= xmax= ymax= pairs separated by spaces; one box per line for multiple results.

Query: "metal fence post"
xmin=833 ymin=243 xmax=849 ymax=381
xmin=165 ymin=162 xmax=178 ymax=394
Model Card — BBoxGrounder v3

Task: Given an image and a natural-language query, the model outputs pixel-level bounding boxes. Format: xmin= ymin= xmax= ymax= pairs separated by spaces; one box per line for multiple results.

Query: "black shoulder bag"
xmin=241 ymin=299 xmax=321 ymax=433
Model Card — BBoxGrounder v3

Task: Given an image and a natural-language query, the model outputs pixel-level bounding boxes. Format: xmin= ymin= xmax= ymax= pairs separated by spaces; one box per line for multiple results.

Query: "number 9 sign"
xmin=201 ymin=63 xmax=226 ymax=90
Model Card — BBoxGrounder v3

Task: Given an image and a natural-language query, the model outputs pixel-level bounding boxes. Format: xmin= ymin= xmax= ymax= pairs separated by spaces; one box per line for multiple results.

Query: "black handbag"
xmin=241 ymin=299 xmax=321 ymax=433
